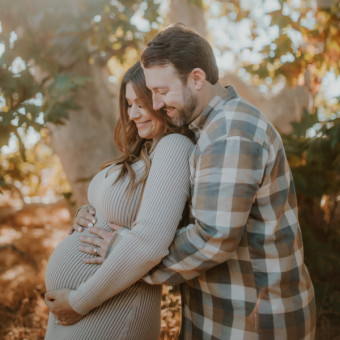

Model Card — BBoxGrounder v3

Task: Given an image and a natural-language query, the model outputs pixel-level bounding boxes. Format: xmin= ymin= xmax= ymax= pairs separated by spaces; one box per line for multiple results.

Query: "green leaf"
xmin=327 ymin=119 xmax=340 ymax=148
xmin=290 ymin=109 xmax=319 ymax=137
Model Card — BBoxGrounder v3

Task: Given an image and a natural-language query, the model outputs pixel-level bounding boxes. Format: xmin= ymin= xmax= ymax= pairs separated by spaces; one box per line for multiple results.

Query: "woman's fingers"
xmin=77 ymin=204 xmax=96 ymax=217
xmin=44 ymin=291 xmax=57 ymax=311
xmin=78 ymin=244 xmax=100 ymax=255
xmin=45 ymin=298 xmax=53 ymax=310
xmin=82 ymin=256 xmax=105 ymax=264
xmin=88 ymin=227 xmax=113 ymax=240
xmin=70 ymin=215 xmax=96 ymax=235
xmin=76 ymin=205 xmax=96 ymax=221
xmin=76 ymin=222 xmax=121 ymax=264
xmin=79 ymin=244 xmax=105 ymax=264
xmin=69 ymin=205 xmax=97 ymax=235
xmin=70 ymin=223 xmax=84 ymax=234
xmin=76 ymin=216 xmax=97 ymax=229
xmin=57 ymin=317 xmax=80 ymax=326
xmin=45 ymin=292 xmax=56 ymax=302
xmin=84 ymin=204 xmax=96 ymax=216
xmin=108 ymin=222 xmax=123 ymax=231
xmin=79 ymin=235 xmax=102 ymax=247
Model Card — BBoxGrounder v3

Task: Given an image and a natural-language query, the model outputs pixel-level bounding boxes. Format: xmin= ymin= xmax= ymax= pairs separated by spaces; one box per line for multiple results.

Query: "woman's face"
xmin=125 ymin=82 xmax=164 ymax=139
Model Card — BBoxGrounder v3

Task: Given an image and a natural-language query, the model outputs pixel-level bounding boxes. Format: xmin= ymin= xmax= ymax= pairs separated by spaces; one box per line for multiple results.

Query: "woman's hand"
xmin=78 ymin=223 xmax=121 ymax=264
xmin=45 ymin=288 xmax=83 ymax=325
xmin=68 ymin=204 xmax=97 ymax=234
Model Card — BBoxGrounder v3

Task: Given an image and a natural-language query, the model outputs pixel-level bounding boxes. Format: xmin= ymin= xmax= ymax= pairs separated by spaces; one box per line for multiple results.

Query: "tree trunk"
xmin=221 ymin=74 xmax=313 ymax=134
xmin=168 ymin=0 xmax=206 ymax=36
xmin=47 ymin=62 xmax=119 ymax=206
xmin=24 ymin=1 xmax=121 ymax=208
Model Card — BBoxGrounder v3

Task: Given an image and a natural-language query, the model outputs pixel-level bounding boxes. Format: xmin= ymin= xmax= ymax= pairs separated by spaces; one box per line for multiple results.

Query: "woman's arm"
xmin=67 ymin=134 xmax=193 ymax=315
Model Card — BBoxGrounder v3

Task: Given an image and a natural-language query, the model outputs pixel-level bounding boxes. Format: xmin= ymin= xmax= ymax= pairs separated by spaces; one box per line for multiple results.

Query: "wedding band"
xmin=94 ymin=247 xmax=98 ymax=255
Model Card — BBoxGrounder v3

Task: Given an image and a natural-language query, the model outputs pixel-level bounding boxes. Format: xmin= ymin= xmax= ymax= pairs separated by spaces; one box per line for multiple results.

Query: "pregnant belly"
xmin=45 ymin=230 xmax=101 ymax=291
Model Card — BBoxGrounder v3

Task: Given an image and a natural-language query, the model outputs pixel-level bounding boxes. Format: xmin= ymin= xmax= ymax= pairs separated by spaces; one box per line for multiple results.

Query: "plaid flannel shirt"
xmin=143 ymin=86 xmax=316 ymax=339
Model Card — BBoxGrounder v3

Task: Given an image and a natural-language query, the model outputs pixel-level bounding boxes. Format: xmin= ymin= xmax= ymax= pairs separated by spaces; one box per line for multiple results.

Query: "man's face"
xmin=144 ymin=64 xmax=197 ymax=127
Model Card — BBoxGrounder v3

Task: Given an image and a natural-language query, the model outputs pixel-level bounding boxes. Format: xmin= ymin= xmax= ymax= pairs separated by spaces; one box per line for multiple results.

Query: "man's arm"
xmin=143 ymin=136 xmax=268 ymax=285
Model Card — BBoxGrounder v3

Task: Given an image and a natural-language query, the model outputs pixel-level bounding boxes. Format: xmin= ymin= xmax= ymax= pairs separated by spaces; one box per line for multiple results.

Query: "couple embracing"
xmin=44 ymin=24 xmax=316 ymax=340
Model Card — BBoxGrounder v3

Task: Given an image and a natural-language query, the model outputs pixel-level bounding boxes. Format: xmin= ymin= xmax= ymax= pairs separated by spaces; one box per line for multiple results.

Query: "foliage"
xmin=244 ymin=0 xmax=340 ymax=92
xmin=0 ymin=133 xmax=70 ymax=202
xmin=285 ymin=111 xmax=340 ymax=197
xmin=281 ymin=105 xmax=340 ymax=330
xmin=0 ymin=0 xmax=161 ymax=153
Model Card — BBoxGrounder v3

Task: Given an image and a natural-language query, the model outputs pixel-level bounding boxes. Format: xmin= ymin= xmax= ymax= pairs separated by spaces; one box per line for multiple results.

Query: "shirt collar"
xmin=189 ymin=85 xmax=239 ymax=133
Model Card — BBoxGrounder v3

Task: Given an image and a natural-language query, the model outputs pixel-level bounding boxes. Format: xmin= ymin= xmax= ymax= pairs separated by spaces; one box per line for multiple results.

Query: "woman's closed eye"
xmin=127 ymin=101 xmax=144 ymax=109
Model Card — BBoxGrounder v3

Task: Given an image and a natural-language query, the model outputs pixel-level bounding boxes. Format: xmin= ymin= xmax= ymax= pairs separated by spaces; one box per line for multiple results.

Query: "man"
xmin=137 ymin=23 xmax=316 ymax=339
xmin=48 ymin=24 xmax=316 ymax=339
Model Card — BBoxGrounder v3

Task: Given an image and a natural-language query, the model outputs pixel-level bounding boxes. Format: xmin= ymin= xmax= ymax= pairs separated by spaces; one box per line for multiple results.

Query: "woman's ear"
xmin=189 ymin=68 xmax=206 ymax=90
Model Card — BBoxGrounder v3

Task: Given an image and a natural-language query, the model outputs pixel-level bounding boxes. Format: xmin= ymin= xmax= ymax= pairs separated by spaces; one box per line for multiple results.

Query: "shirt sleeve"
xmin=68 ymin=134 xmax=193 ymax=315
xmin=143 ymin=135 xmax=268 ymax=285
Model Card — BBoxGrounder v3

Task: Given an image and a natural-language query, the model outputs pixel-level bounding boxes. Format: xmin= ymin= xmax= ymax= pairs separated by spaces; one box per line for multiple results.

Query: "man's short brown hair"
xmin=141 ymin=23 xmax=219 ymax=85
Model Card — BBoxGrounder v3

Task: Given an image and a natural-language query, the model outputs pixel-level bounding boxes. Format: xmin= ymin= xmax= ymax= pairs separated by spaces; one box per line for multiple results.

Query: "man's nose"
xmin=152 ymin=93 xmax=164 ymax=111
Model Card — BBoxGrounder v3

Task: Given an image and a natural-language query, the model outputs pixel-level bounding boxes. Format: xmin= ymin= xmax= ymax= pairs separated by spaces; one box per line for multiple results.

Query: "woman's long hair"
xmin=104 ymin=61 xmax=194 ymax=194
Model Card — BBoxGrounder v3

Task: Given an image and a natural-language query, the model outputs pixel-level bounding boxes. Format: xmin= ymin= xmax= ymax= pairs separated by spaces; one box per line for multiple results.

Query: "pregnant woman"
xmin=44 ymin=61 xmax=194 ymax=339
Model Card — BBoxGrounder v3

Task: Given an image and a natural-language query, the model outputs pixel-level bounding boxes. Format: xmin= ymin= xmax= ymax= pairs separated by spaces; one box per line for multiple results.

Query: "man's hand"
xmin=45 ymin=288 xmax=83 ymax=325
xmin=68 ymin=204 xmax=97 ymax=234
xmin=79 ymin=224 xmax=120 ymax=264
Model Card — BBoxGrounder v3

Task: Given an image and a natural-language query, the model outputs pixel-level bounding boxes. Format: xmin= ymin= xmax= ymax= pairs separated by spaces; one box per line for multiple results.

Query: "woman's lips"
xmin=136 ymin=121 xmax=151 ymax=128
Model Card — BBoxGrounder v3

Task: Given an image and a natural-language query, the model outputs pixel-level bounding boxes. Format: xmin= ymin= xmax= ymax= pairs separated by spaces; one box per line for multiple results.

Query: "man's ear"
xmin=189 ymin=68 xmax=206 ymax=90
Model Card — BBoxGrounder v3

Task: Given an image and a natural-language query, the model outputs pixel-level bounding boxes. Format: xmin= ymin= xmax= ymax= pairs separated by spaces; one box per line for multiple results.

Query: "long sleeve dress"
xmin=44 ymin=133 xmax=193 ymax=340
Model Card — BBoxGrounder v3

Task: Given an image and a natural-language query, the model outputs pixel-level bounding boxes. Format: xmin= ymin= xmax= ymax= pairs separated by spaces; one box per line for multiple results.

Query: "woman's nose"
xmin=128 ymin=105 xmax=140 ymax=120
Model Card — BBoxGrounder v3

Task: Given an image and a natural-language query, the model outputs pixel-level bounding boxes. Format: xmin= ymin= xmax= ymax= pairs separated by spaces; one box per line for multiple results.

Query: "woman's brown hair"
xmin=104 ymin=61 xmax=194 ymax=194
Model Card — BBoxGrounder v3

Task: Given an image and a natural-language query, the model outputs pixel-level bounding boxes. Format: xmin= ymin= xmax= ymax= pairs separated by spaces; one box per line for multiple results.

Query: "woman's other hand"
xmin=78 ymin=223 xmax=120 ymax=264
xmin=68 ymin=204 xmax=97 ymax=235
xmin=45 ymin=288 xmax=83 ymax=325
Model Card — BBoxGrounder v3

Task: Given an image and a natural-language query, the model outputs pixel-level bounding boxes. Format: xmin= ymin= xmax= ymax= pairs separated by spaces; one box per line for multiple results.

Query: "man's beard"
xmin=171 ymin=86 xmax=197 ymax=127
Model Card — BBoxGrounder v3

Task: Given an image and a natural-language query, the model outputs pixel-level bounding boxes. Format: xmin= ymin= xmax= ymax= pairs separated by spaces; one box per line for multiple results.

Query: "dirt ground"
xmin=0 ymin=201 xmax=181 ymax=340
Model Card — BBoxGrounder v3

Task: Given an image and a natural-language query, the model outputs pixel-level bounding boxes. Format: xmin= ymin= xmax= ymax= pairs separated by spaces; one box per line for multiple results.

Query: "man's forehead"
xmin=144 ymin=64 xmax=180 ymax=87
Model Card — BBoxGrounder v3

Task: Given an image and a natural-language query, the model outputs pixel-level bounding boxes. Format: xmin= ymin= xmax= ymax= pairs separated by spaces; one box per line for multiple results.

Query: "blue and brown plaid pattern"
xmin=144 ymin=86 xmax=316 ymax=339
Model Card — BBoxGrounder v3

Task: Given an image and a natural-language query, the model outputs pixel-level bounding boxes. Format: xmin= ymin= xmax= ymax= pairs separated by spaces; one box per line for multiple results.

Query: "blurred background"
xmin=0 ymin=0 xmax=339 ymax=339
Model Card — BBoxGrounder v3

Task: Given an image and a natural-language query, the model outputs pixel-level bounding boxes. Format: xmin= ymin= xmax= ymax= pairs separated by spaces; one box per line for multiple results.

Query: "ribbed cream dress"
xmin=45 ymin=134 xmax=193 ymax=340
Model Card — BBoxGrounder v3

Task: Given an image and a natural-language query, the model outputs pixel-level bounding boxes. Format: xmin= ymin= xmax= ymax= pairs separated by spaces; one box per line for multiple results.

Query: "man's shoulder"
xmin=204 ymin=96 xmax=278 ymax=146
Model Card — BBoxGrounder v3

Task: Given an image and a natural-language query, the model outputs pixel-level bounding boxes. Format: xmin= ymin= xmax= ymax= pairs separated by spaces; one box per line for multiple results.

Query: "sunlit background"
xmin=0 ymin=0 xmax=339 ymax=339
